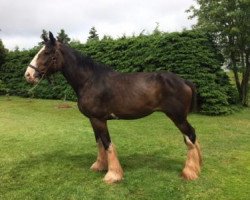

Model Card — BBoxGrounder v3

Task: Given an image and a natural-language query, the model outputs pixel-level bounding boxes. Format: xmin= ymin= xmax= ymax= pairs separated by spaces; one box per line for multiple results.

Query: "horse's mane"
xmin=67 ymin=46 xmax=114 ymax=74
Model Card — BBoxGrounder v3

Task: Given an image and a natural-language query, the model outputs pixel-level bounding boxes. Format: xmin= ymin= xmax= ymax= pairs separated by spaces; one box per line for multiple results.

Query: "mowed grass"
xmin=0 ymin=96 xmax=249 ymax=200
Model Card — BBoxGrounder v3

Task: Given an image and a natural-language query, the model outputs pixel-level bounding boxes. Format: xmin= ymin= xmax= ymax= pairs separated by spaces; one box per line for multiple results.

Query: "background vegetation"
xmin=188 ymin=0 xmax=250 ymax=106
xmin=0 ymin=30 xmax=238 ymax=115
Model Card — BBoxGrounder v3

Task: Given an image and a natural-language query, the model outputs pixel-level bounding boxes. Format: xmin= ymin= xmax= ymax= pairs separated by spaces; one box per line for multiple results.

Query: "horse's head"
xmin=25 ymin=32 xmax=64 ymax=84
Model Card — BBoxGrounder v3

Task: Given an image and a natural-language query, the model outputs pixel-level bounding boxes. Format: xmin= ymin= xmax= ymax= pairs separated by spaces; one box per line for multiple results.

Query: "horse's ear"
xmin=49 ymin=32 xmax=56 ymax=45
xmin=42 ymin=35 xmax=48 ymax=43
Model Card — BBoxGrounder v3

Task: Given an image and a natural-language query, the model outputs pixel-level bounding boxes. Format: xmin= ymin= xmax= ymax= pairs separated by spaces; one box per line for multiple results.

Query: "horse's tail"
xmin=185 ymin=80 xmax=197 ymax=113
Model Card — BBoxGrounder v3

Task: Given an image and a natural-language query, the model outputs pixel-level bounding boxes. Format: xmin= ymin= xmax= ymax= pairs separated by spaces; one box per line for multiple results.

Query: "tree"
xmin=57 ymin=29 xmax=71 ymax=44
xmin=0 ymin=39 xmax=8 ymax=95
xmin=102 ymin=35 xmax=113 ymax=41
xmin=70 ymin=39 xmax=81 ymax=47
xmin=87 ymin=27 xmax=99 ymax=42
xmin=187 ymin=0 xmax=250 ymax=106
xmin=0 ymin=39 xmax=7 ymax=67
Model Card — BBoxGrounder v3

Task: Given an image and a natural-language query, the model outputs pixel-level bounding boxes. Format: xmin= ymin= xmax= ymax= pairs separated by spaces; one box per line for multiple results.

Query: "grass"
xmin=0 ymin=96 xmax=249 ymax=200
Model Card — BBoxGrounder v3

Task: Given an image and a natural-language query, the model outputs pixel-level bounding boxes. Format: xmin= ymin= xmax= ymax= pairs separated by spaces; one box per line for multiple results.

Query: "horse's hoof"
xmin=103 ymin=171 xmax=123 ymax=184
xmin=181 ymin=169 xmax=199 ymax=180
xmin=90 ymin=161 xmax=107 ymax=172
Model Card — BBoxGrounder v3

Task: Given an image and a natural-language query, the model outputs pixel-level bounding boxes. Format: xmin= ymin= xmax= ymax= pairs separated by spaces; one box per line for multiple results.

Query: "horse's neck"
xmin=61 ymin=56 xmax=94 ymax=97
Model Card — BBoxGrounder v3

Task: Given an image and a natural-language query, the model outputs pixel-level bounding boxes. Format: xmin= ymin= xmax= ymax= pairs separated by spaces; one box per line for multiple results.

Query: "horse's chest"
xmin=77 ymin=97 xmax=107 ymax=118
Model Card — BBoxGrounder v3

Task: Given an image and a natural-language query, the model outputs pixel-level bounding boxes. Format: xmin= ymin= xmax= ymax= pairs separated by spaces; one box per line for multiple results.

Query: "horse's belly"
xmin=112 ymin=111 xmax=154 ymax=120
xmin=110 ymin=104 xmax=157 ymax=119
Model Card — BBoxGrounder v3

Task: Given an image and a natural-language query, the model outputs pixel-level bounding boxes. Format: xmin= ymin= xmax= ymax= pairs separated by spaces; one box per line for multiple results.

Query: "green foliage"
xmin=0 ymin=80 xmax=8 ymax=95
xmin=75 ymin=30 xmax=236 ymax=115
xmin=57 ymin=29 xmax=71 ymax=44
xmin=187 ymin=0 xmax=250 ymax=106
xmin=0 ymin=49 xmax=36 ymax=96
xmin=0 ymin=30 xmax=236 ymax=115
xmin=0 ymin=48 xmax=75 ymax=101
xmin=0 ymin=39 xmax=7 ymax=66
xmin=0 ymin=39 xmax=8 ymax=95
xmin=87 ymin=26 xmax=99 ymax=42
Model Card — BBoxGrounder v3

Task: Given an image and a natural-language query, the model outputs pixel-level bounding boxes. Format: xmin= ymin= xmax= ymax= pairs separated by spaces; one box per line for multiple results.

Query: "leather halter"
xmin=28 ymin=64 xmax=42 ymax=73
xmin=28 ymin=64 xmax=54 ymax=84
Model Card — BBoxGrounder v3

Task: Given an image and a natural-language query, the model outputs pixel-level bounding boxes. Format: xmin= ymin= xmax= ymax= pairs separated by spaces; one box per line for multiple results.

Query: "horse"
xmin=24 ymin=32 xmax=202 ymax=184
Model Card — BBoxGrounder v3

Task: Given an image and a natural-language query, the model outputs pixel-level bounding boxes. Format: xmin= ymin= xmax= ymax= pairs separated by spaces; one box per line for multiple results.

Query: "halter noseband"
xmin=29 ymin=64 xmax=42 ymax=73
xmin=28 ymin=64 xmax=54 ymax=84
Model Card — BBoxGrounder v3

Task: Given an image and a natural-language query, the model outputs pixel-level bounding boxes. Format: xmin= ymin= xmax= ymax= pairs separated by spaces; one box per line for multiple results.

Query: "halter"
xmin=27 ymin=65 xmax=55 ymax=94
xmin=28 ymin=64 xmax=54 ymax=85
xmin=29 ymin=64 xmax=42 ymax=74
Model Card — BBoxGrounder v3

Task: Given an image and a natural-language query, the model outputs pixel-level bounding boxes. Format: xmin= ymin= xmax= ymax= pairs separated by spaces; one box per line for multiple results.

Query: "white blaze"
xmin=25 ymin=46 xmax=45 ymax=80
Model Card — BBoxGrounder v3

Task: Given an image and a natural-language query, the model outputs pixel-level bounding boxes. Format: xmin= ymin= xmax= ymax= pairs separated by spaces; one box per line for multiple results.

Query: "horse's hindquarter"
xmin=109 ymin=72 xmax=192 ymax=118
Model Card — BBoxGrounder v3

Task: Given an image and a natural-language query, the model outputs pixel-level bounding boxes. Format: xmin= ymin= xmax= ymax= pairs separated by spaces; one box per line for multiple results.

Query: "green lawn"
xmin=0 ymin=96 xmax=249 ymax=200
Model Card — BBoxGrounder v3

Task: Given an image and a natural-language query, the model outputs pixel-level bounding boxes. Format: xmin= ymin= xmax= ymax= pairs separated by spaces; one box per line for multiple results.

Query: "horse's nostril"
xmin=26 ymin=72 xmax=30 ymax=77
xmin=34 ymin=73 xmax=41 ymax=78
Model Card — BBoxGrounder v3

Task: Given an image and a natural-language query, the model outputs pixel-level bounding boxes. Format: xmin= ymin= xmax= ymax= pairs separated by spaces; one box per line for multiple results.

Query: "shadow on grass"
xmin=1 ymin=150 xmax=184 ymax=195
xmin=121 ymin=153 xmax=183 ymax=173
xmin=9 ymin=150 xmax=183 ymax=179
xmin=10 ymin=151 xmax=93 ymax=172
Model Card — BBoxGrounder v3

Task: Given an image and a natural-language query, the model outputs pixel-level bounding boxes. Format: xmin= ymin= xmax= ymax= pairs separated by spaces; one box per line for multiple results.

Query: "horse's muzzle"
xmin=24 ymin=72 xmax=39 ymax=84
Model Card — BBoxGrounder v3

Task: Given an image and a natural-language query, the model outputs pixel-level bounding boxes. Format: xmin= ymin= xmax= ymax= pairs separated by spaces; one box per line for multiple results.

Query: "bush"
xmin=0 ymin=30 xmax=236 ymax=115
xmin=73 ymin=31 xmax=236 ymax=115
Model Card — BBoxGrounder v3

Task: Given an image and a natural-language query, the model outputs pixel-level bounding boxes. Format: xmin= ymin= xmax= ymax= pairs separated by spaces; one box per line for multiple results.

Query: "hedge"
xmin=0 ymin=30 xmax=237 ymax=115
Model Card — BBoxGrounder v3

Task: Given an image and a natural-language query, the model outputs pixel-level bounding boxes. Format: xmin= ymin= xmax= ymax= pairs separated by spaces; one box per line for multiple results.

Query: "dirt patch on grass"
xmin=56 ymin=103 xmax=72 ymax=109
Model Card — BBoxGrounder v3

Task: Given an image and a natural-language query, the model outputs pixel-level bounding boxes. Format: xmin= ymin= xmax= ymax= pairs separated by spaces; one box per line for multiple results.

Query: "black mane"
xmin=69 ymin=47 xmax=114 ymax=74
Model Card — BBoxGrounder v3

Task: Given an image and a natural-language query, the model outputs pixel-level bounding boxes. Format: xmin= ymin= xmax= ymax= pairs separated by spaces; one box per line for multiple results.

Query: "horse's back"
xmin=109 ymin=71 xmax=192 ymax=113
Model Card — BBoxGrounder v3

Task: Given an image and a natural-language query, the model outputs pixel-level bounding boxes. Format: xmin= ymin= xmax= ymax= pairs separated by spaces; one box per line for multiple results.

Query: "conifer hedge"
xmin=0 ymin=30 xmax=237 ymax=115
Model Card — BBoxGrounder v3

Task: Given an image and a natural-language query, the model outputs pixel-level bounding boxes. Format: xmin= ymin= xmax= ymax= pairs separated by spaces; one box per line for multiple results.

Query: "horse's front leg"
xmin=90 ymin=139 xmax=108 ymax=171
xmin=90 ymin=118 xmax=123 ymax=184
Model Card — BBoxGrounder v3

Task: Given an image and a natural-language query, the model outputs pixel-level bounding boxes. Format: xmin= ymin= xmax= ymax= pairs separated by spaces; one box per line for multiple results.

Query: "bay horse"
xmin=24 ymin=32 xmax=202 ymax=184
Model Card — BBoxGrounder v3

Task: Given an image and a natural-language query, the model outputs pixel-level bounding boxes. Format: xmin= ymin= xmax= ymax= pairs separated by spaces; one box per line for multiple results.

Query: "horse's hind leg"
xmin=90 ymin=118 xmax=123 ymax=184
xmin=166 ymin=112 xmax=202 ymax=180
xmin=176 ymin=120 xmax=202 ymax=180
